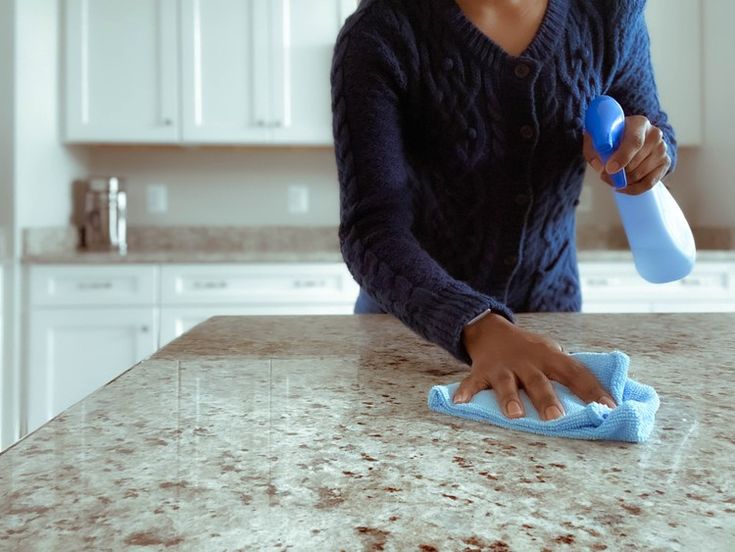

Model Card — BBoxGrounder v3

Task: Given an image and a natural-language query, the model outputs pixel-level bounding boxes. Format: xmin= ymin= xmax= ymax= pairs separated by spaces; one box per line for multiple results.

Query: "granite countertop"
xmin=1 ymin=313 xmax=734 ymax=550
xmin=20 ymin=225 xmax=735 ymax=264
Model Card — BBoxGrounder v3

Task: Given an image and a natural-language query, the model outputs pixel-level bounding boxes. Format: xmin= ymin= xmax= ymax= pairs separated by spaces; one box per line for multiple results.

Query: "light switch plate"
xmin=287 ymin=185 xmax=310 ymax=214
xmin=146 ymin=184 xmax=168 ymax=214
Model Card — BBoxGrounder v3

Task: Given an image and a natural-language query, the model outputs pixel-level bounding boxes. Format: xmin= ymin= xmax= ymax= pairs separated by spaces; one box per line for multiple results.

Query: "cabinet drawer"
xmin=160 ymin=263 xmax=360 ymax=305
xmin=579 ymin=261 xmax=735 ymax=300
xmin=30 ymin=265 xmax=158 ymax=307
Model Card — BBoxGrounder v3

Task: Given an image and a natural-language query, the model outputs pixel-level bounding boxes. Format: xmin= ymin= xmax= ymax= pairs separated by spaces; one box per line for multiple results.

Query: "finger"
xmin=453 ymin=374 xmax=486 ymax=404
xmin=606 ymin=115 xmax=649 ymax=175
xmin=548 ymin=355 xmax=616 ymax=408
xmin=583 ymin=132 xmax=604 ymax=173
xmin=625 ymin=136 xmax=668 ymax=182
xmin=627 ymin=126 xmax=663 ymax=175
xmin=488 ymin=369 xmax=524 ymax=418
xmin=619 ymin=161 xmax=669 ymax=196
xmin=628 ymin=150 xmax=662 ymax=184
xmin=516 ymin=368 xmax=565 ymax=421
xmin=599 ymin=171 xmax=615 ymax=187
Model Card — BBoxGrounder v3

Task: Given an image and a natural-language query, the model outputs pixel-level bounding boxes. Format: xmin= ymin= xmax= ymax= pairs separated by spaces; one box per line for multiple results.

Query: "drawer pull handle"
xmin=586 ymin=278 xmax=609 ymax=286
xmin=192 ymin=281 xmax=228 ymax=290
xmin=77 ymin=282 xmax=113 ymax=290
xmin=292 ymin=279 xmax=327 ymax=289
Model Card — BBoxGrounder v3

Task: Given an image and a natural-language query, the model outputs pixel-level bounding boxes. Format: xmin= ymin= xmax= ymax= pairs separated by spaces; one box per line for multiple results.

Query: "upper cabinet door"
xmin=179 ymin=0 xmax=272 ymax=143
xmin=269 ymin=0 xmax=357 ymax=146
xmin=64 ymin=0 xmax=180 ymax=143
xmin=646 ymin=0 xmax=702 ymax=146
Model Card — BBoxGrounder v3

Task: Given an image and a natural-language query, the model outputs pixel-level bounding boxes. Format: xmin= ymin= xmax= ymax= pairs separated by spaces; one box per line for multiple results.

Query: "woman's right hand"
xmin=455 ymin=313 xmax=616 ymax=420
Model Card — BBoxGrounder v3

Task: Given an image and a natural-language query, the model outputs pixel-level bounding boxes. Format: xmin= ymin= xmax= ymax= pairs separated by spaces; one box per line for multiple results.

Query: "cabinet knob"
xmin=162 ymin=118 xmax=174 ymax=126
xmin=140 ymin=325 xmax=149 ymax=333
xmin=255 ymin=119 xmax=266 ymax=127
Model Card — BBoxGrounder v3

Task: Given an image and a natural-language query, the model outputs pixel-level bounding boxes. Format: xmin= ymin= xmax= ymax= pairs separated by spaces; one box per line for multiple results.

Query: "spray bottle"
xmin=584 ymin=95 xmax=696 ymax=283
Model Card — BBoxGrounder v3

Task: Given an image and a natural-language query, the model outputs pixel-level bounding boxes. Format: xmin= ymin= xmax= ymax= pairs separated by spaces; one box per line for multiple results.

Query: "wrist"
xmin=462 ymin=310 xmax=509 ymax=357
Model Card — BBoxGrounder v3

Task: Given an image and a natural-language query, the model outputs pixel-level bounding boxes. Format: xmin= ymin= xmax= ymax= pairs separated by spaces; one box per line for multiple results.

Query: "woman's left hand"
xmin=583 ymin=115 xmax=671 ymax=196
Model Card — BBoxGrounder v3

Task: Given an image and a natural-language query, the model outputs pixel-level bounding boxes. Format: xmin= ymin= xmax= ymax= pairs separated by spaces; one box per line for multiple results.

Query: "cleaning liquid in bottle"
xmin=584 ymin=95 xmax=696 ymax=283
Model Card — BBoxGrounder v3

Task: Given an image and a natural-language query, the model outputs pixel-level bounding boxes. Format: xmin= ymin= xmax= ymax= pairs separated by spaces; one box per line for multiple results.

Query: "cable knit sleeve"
xmin=605 ymin=0 xmax=678 ymax=176
xmin=330 ymin=9 xmax=515 ymax=366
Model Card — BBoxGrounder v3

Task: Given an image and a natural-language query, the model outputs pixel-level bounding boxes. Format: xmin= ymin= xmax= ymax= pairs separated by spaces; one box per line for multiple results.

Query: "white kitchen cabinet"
xmin=646 ymin=0 xmax=702 ymax=146
xmin=27 ymin=307 xmax=157 ymax=433
xmin=159 ymin=262 xmax=360 ymax=345
xmin=64 ymin=0 xmax=180 ymax=143
xmin=64 ymin=0 xmax=357 ymax=145
xmin=30 ymin=265 xmax=158 ymax=307
xmin=160 ymin=303 xmax=354 ymax=346
xmin=270 ymin=0 xmax=356 ymax=144
xmin=160 ymin=263 xmax=360 ymax=305
xmin=180 ymin=0 xmax=354 ymax=145
xmin=26 ymin=264 xmax=159 ymax=433
xmin=179 ymin=0 xmax=271 ymax=143
xmin=580 ymin=260 xmax=735 ymax=313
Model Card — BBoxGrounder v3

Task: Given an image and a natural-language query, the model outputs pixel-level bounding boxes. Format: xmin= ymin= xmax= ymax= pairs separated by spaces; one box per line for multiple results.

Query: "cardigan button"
xmin=442 ymin=57 xmax=454 ymax=71
xmin=520 ymin=125 xmax=535 ymax=139
xmin=514 ymin=63 xmax=530 ymax=78
xmin=467 ymin=127 xmax=477 ymax=140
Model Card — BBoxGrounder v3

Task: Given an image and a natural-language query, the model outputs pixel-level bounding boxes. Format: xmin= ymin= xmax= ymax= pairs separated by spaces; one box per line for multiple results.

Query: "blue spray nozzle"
xmin=584 ymin=95 xmax=628 ymax=189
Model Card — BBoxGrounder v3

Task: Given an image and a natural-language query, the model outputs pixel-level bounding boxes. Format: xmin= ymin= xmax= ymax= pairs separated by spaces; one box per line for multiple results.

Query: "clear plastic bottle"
xmin=584 ymin=96 xmax=696 ymax=283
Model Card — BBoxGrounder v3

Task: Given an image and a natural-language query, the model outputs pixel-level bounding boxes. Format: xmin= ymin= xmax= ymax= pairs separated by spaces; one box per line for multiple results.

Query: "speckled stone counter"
xmin=20 ymin=224 xmax=735 ymax=264
xmin=2 ymin=314 xmax=734 ymax=551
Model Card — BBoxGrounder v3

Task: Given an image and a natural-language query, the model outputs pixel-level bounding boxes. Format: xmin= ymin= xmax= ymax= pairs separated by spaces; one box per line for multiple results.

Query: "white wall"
xmin=668 ymin=0 xmax=735 ymax=226
xmin=1 ymin=0 xmax=92 ymax=448
xmin=86 ymin=146 xmax=340 ymax=226
xmin=0 ymin=0 xmax=15 ymax=256
xmin=15 ymin=0 xmax=88 ymax=229
xmin=0 ymin=0 xmax=16 ymax=451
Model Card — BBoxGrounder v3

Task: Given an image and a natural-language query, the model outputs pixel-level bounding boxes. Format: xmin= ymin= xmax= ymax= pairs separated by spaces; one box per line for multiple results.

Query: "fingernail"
xmin=506 ymin=400 xmax=523 ymax=418
xmin=544 ymin=405 xmax=563 ymax=420
xmin=599 ymin=396 xmax=616 ymax=409
xmin=453 ymin=394 xmax=466 ymax=404
xmin=591 ymin=158 xmax=602 ymax=172
xmin=607 ymin=161 xmax=621 ymax=174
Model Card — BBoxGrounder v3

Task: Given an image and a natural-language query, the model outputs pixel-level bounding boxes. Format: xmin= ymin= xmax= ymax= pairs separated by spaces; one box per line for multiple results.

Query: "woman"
xmin=330 ymin=0 xmax=675 ymax=421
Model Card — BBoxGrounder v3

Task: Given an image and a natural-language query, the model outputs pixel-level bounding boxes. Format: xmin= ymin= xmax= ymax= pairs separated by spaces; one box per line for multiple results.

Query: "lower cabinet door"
xmin=27 ymin=308 xmax=157 ymax=434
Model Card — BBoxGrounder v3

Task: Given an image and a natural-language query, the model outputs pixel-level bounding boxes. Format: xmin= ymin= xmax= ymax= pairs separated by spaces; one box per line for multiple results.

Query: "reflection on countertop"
xmin=19 ymin=224 xmax=735 ymax=264
xmin=1 ymin=313 xmax=733 ymax=549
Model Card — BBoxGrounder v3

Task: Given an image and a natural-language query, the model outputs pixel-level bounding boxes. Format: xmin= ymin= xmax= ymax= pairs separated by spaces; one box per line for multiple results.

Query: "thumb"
xmin=453 ymin=374 xmax=486 ymax=404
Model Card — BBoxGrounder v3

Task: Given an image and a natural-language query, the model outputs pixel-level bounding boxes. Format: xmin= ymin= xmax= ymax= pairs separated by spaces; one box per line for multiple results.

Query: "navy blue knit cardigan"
xmin=331 ymin=0 xmax=677 ymax=365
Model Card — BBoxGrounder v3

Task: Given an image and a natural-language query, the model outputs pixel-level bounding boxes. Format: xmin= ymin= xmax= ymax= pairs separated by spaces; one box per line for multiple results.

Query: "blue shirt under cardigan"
xmin=330 ymin=0 xmax=677 ymax=365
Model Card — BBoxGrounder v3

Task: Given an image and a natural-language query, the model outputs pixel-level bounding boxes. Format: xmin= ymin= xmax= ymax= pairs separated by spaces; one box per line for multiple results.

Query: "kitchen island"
xmin=1 ymin=313 xmax=733 ymax=550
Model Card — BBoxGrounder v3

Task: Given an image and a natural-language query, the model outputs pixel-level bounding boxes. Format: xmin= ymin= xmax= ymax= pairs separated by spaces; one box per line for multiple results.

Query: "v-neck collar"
xmin=434 ymin=0 xmax=570 ymax=66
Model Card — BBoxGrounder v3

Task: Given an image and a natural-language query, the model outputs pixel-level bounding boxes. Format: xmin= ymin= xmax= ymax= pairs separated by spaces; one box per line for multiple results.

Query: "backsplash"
xmin=84 ymin=146 xmax=341 ymax=227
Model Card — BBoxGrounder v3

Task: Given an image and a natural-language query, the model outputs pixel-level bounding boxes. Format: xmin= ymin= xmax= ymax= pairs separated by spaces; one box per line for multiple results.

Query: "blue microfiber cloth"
xmin=427 ymin=351 xmax=659 ymax=443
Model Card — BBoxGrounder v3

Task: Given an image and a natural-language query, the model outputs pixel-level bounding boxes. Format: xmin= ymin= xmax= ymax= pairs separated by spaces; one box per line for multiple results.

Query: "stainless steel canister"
xmin=82 ymin=177 xmax=127 ymax=254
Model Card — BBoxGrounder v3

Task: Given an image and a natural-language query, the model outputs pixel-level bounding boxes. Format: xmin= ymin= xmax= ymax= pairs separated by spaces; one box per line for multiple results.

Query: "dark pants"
xmin=354 ymin=287 xmax=386 ymax=314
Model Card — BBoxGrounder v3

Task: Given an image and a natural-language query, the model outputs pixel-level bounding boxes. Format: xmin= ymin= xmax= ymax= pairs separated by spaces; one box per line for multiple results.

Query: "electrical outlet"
xmin=146 ymin=184 xmax=168 ymax=214
xmin=287 ymin=185 xmax=310 ymax=214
